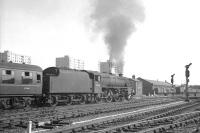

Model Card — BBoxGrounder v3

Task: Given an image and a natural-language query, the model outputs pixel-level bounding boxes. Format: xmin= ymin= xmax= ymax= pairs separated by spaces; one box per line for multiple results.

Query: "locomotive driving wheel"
xmin=25 ymin=99 xmax=32 ymax=107
xmin=105 ymin=90 xmax=113 ymax=103
xmin=112 ymin=90 xmax=121 ymax=102
xmin=94 ymin=94 xmax=101 ymax=103
xmin=65 ymin=96 xmax=72 ymax=105
xmin=1 ymin=99 xmax=11 ymax=109
xmin=49 ymin=96 xmax=57 ymax=106
xmin=113 ymin=94 xmax=121 ymax=102
xmin=79 ymin=95 xmax=85 ymax=104
xmin=127 ymin=93 xmax=133 ymax=100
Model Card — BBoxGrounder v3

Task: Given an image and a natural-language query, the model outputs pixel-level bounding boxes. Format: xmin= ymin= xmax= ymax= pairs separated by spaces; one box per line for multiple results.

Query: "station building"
xmin=137 ymin=77 xmax=173 ymax=96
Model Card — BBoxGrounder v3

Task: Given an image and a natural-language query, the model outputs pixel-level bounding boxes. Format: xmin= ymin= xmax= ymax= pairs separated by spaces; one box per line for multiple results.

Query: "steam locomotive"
xmin=0 ymin=62 xmax=136 ymax=109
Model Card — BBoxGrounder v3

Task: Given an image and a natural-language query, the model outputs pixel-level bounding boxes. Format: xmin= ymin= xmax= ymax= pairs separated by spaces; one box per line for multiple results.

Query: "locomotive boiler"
xmin=100 ymin=73 xmax=136 ymax=102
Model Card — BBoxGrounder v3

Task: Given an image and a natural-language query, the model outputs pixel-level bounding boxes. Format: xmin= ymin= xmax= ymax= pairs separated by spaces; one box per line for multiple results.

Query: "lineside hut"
xmin=135 ymin=79 xmax=143 ymax=96
xmin=137 ymin=77 xmax=173 ymax=96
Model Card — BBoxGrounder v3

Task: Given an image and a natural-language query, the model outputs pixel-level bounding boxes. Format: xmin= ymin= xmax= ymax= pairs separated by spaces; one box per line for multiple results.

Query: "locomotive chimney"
xmin=132 ymin=75 xmax=135 ymax=79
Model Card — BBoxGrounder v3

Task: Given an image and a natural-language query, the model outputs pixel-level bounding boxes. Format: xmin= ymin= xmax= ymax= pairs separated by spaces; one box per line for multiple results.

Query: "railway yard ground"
xmin=1 ymin=96 xmax=200 ymax=133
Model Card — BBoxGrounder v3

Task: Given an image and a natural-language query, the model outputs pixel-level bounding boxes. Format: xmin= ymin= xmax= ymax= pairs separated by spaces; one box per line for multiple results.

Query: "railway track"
xmin=0 ymin=96 xmax=175 ymax=113
xmin=0 ymin=97 xmax=177 ymax=133
xmin=37 ymin=101 xmax=200 ymax=133
xmin=92 ymin=102 xmax=200 ymax=133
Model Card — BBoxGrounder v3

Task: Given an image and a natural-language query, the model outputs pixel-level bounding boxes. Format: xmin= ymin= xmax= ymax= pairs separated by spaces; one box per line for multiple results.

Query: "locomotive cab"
xmin=86 ymin=71 xmax=102 ymax=94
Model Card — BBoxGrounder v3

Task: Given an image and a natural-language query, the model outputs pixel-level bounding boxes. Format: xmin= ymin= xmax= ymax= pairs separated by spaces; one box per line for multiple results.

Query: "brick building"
xmin=137 ymin=77 xmax=173 ymax=96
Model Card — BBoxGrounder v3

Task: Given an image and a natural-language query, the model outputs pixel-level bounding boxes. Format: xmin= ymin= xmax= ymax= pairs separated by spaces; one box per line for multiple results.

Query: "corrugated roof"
xmin=0 ymin=62 xmax=42 ymax=72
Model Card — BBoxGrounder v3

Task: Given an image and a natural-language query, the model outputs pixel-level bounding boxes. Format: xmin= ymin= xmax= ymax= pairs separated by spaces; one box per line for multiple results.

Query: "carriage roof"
xmin=0 ymin=62 xmax=42 ymax=72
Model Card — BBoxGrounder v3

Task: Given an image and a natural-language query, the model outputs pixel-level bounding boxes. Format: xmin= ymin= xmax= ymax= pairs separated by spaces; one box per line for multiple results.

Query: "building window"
xmin=21 ymin=71 xmax=33 ymax=84
xmin=2 ymin=70 xmax=15 ymax=84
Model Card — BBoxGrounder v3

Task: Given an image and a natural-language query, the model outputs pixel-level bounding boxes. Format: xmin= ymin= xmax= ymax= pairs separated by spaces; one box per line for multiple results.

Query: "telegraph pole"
xmin=185 ymin=63 xmax=192 ymax=102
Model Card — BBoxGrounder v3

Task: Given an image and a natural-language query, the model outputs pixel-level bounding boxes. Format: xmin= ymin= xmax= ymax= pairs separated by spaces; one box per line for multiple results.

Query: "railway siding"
xmin=36 ymin=101 xmax=189 ymax=133
xmin=1 ymin=97 xmax=177 ymax=132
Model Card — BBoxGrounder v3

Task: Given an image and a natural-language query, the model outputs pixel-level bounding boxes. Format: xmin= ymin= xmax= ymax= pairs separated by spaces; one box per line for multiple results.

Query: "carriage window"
xmin=21 ymin=71 xmax=33 ymax=84
xmin=37 ymin=74 xmax=41 ymax=83
xmin=22 ymin=71 xmax=32 ymax=77
xmin=2 ymin=70 xmax=15 ymax=84
xmin=6 ymin=70 xmax=12 ymax=75
xmin=25 ymin=72 xmax=30 ymax=76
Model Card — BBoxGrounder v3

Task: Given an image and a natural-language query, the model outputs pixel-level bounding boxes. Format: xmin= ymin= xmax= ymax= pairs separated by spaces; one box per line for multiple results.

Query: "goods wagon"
xmin=0 ymin=62 xmax=42 ymax=109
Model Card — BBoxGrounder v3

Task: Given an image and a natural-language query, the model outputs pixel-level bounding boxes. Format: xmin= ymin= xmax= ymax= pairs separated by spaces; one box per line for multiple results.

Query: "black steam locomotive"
xmin=0 ymin=62 xmax=136 ymax=109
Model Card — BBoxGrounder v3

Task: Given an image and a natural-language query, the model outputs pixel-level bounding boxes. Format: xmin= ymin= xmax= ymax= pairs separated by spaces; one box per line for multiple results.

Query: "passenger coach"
xmin=0 ymin=62 xmax=43 ymax=108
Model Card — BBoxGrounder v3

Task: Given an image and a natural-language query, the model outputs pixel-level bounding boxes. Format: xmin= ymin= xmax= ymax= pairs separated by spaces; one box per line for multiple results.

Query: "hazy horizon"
xmin=1 ymin=0 xmax=200 ymax=85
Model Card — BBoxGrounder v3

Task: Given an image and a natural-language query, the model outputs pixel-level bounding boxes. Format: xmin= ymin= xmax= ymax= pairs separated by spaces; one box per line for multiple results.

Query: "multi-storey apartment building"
xmin=56 ymin=55 xmax=84 ymax=70
xmin=0 ymin=51 xmax=31 ymax=64
xmin=99 ymin=60 xmax=123 ymax=75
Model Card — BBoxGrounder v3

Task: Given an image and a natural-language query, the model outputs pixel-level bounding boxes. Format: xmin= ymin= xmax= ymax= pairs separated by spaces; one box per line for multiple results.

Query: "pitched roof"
xmin=138 ymin=77 xmax=172 ymax=86
xmin=147 ymin=79 xmax=171 ymax=86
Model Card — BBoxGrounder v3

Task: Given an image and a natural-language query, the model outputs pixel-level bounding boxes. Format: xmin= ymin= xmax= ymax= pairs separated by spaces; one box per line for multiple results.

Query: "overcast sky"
xmin=1 ymin=0 xmax=200 ymax=85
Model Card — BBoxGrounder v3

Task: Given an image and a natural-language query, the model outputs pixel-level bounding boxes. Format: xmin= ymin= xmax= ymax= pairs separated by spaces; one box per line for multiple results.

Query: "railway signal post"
xmin=171 ymin=74 xmax=175 ymax=95
xmin=185 ymin=63 xmax=192 ymax=102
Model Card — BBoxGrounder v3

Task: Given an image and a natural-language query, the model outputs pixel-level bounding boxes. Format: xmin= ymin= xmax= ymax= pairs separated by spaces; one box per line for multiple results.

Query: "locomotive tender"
xmin=0 ymin=62 xmax=136 ymax=108
xmin=43 ymin=67 xmax=102 ymax=105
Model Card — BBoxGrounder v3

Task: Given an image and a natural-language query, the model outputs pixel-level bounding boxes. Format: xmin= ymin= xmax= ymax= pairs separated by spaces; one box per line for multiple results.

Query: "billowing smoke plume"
xmin=90 ymin=0 xmax=145 ymax=73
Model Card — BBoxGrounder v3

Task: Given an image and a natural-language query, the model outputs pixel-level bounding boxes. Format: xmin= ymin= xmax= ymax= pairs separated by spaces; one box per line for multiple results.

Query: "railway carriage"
xmin=0 ymin=62 xmax=43 ymax=109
